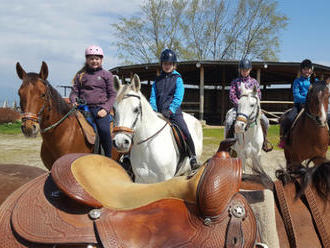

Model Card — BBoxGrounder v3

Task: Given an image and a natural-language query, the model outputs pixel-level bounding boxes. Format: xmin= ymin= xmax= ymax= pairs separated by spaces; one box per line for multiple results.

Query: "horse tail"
xmin=307 ymin=158 xmax=330 ymax=201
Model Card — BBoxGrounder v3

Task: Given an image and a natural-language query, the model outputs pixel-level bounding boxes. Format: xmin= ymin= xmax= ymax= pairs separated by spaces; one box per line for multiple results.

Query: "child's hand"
xmin=97 ymin=109 xmax=107 ymax=118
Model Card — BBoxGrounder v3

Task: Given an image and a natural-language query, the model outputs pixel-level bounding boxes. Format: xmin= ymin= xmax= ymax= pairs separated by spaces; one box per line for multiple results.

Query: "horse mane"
xmin=23 ymin=73 xmax=71 ymax=115
xmin=45 ymin=81 xmax=71 ymax=115
xmin=305 ymin=80 xmax=327 ymax=108
xmin=276 ymin=158 xmax=330 ymax=201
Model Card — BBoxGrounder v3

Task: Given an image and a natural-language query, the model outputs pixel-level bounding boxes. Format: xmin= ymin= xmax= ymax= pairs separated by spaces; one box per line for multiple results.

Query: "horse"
xmin=112 ymin=74 xmax=203 ymax=183
xmin=281 ymin=80 xmax=330 ymax=167
xmin=240 ymin=156 xmax=330 ymax=248
xmin=16 ymin=61 xmax=121 ymax=170
xmin=225 ymin=85 xmax=263 ymax=171
xmin=0 ymin=164 xmax=46 ymax=205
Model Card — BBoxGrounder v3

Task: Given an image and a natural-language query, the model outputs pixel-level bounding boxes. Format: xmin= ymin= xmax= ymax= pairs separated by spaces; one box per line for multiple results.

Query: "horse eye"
xmin=133 ymin=107 xmax=139 ymax=114
xmin=250 ymin=104 xmax=254 ymax=107
xmin=41 ymin=93 xmax=46 ymax=98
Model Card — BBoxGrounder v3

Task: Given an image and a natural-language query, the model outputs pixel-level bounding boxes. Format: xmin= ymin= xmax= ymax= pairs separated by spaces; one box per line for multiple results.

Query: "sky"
xmin=0 ymin=0 xmax=330 ymax=104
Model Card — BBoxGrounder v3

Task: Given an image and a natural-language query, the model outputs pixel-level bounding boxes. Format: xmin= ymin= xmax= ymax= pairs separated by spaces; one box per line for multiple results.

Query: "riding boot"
xmin=260 ymin=119 xmax=273 ymax=152
xmin=185 ymin=136 xmax=199 ymax=170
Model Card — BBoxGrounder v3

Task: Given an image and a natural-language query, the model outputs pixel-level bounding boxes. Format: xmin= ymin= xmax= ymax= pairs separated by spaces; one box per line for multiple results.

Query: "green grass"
xmin=0 ymin=121 xmax=22 ymax=134
xmin=203 ymin=125 xmax=281 ymax=150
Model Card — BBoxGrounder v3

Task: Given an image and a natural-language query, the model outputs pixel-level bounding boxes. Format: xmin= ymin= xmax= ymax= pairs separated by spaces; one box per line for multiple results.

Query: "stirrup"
xmin=190 ymin=157 xmax=199 ymax=170
xmin=262 ymin=140 xmax=273 ymax=152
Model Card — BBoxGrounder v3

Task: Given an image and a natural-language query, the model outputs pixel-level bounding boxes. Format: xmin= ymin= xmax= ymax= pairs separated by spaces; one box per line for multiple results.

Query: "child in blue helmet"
xmin=149 ymin=49 xmax=198 ymax=169
xmin=278 ymin=59 xmax=316 ymax=148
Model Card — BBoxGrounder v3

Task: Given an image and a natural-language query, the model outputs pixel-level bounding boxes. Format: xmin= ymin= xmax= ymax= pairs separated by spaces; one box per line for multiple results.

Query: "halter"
xmin=21 ymin=80 xmax=77 ymax=133
xmin=113 ymin=93 xmax=168 ymax=145
xmin=236 ymin=94 xmax=260 ymax=130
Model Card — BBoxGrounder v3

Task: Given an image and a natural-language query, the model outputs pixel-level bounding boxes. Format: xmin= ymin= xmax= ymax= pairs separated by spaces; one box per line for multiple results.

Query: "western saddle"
xmin=0 ymin=140 xmax=259 ymax=248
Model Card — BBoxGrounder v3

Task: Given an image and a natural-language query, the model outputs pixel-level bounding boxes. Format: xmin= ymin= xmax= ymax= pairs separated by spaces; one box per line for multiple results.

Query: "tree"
xmin=112 ymin=0 xmax=287 ymax=63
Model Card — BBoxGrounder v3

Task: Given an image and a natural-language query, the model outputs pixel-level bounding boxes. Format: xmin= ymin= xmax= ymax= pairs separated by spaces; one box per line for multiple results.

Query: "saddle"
xmin=0 ymin=149 xmax=258 ymax=247
xmin=76 ymin=111 xmax=96 ymax=145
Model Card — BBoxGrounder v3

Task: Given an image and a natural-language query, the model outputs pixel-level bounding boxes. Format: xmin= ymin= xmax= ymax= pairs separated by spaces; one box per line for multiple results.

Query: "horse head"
xmin=17 ymin=62 xmax=49 ymax=137
xmin=235 ymin=84 xmax=260 ymax=133
xmin=305 ymin=80 xmax=330 ymax=126
xmin=112 ymin=74 xmax=143 ymax=152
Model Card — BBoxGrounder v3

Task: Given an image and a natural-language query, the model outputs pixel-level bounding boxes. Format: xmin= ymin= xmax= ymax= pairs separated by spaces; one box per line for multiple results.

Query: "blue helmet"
xmin=300 ymin=59 xmax=313 ymax=70
xmin=160 ymin=49 xmax=177 ymax=63
xmin=239 ymin=58 xmax=252 ymax=70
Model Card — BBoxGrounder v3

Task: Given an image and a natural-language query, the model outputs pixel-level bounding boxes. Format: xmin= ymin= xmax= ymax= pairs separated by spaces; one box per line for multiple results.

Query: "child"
xmin=149 ymin=49 xmax=198 ymax=169
xmin=69 ymin=45 xmax=116 ymax=157
xmin=278 ymin=59 xmax=315 ymax=148
xmin=225 ymin=58 xmax=273 ymax=152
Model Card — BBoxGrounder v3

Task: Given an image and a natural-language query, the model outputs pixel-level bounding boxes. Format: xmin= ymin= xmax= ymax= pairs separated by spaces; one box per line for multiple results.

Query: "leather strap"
xmin=304 ymin=185 xmax=330 ymax=247
xmin=225 ymin=214 xmax=244 ymax=248
xmin=113 ymin=126 xmax=134 ymax=134
xmin=274 ymin=180 xmax=297 ymax=248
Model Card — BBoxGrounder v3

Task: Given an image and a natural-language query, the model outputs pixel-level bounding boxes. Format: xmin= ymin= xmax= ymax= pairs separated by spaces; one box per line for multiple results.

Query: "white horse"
xmin=112 ymin=74 xmax=203 ymax=183
xmin=225 ymin=85 xmax=263 ymax=171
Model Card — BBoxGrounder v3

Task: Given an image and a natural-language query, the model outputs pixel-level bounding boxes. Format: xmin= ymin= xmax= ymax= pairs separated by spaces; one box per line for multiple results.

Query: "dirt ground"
xmin=0 ymin=133 xmax=287 ymax=179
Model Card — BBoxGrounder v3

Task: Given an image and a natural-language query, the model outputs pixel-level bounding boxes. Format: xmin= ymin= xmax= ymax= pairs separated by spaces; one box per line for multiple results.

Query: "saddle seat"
xmin=0 ymin=143 xmax=258 ymax=248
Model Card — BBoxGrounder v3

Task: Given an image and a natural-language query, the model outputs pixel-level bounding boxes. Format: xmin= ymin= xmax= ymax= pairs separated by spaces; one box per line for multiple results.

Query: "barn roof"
xmin=110 ymin=60 xmax=330 ymax=86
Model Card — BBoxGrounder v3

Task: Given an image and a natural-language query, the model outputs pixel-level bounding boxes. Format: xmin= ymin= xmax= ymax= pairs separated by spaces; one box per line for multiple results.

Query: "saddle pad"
xmin=95 ymin=195 xmax=257 ymax=248
xmin=0 ymin=173 xmax=50 ymax=248
xmin=76 ymin=111 xmax=96 ymax=145
xmin=11 ymin=174 xmax=98 ymax=245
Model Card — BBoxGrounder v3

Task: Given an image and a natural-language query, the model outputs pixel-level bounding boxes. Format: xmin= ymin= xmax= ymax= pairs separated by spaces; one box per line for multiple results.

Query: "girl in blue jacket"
xmin=149 ymin=49 xmax=198 ymax=169
xmin=279 ymin=59 xmax=316 ymax=148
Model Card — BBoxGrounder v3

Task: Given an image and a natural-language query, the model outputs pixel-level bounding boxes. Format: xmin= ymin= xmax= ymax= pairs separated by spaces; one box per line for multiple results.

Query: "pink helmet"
xmin=85 ymin=45 xmax=104 ymax=57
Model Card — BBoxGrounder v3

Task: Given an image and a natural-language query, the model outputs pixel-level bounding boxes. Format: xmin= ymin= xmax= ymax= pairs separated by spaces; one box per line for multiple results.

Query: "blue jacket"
xmin=293 ymin=76 xmax=311 ymax=104
xmin=149 ymin=70 xmax=184 ymax=114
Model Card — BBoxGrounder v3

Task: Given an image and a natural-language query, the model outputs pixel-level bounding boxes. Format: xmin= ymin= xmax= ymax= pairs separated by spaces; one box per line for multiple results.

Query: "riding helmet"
xmin=160 ymin=49 xmax=177 ymax=63
xmin=239 ymin=58 xmax=252 ymax=70
xmin=300 ymin=59 xmax=313 ymax=70
xmin=85 ymin=45 xmax=104 ymax=58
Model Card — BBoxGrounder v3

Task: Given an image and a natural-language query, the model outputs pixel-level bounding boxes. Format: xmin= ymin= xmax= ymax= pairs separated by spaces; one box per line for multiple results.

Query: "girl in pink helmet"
xmin=69 ymin=45 xmax=116 ymax=157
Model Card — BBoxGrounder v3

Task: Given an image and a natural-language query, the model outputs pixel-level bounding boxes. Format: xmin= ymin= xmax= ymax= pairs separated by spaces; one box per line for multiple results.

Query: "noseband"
xmin=236 ymin=94 xmax=260 ymax=130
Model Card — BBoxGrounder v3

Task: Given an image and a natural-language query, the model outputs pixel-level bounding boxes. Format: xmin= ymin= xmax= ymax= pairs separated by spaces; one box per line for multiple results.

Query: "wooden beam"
xmin=199 ymin=65 xmax=205 ymax=121
xmin=220 ymin=67 xmax=226 ymax=123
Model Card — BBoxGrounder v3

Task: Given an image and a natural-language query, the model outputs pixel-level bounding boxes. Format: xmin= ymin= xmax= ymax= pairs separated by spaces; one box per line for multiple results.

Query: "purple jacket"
xmin=69 ymin=68 xmax=116 ymax=113
xmin=229 ymin=76 xmax=261 ymax=106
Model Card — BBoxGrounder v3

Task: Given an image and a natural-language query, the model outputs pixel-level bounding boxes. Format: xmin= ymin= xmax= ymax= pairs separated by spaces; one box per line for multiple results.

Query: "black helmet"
xmin=239 ymin=58 xmax=252 ymax=69
xmin=160 ymin=49 xmax=177 ymax=63
xmin=300 ymin=59 xmax=313 ymax=70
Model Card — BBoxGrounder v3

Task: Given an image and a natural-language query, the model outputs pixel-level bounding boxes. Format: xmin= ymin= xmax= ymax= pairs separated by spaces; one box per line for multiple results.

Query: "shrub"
xmin=0 ymin=108 xmax=21 ymax=124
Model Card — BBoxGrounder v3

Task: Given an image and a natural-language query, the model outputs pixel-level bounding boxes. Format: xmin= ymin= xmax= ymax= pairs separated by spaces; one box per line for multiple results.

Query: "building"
xmin=111 ymin=60 xmax=330 ymax=125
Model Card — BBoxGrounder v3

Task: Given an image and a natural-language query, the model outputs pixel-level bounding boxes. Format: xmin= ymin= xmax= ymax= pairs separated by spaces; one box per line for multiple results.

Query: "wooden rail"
xmin=260 ymin=100 xmax=294 ymax=123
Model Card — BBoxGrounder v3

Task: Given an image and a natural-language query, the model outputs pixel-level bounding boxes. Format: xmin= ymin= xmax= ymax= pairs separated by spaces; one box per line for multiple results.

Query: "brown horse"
xmin=282 ymin=80 xmax=330 ymax=167
xmin=0 ymin=164 xmax=46 ymax=205
xmin=241 ymin=158 xmax=330 ymax=247
xmin=16 ymin=61 xmax=121 ymax=170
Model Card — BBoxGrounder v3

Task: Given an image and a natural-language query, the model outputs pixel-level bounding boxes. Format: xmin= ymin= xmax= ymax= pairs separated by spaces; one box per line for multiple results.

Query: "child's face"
xmin=86 ymin=55 xmax=103 ymax=69
xmin=301 ymin=67 xmax=313 ymax=78
xmin=162 ymin=62 xmax=175 ymax=73
xmin=240 ymin=68 xmax=251 ymax=78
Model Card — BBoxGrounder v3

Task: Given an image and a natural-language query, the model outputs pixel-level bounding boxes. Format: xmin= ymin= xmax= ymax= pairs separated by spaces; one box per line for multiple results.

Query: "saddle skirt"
xmin=0 ymin=152 xmax=258 ymax=248
xmin=76 ymin=111 xmax=96 ymax=145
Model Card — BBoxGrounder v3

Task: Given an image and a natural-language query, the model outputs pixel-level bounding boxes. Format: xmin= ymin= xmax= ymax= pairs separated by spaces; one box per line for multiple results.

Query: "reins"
xmin=113 ymin=93 xmax=169 ymax=145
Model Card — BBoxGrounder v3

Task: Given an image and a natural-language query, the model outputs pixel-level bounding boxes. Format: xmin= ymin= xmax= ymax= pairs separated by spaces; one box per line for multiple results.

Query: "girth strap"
xmin=274 ymin=180 xmax=297 ymax=248
xmin=304 ymin=185 xmax=330 ymax=247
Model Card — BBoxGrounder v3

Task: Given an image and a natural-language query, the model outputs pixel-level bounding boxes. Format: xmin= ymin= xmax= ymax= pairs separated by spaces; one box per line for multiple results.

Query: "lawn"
xmin=203 ymin=125 xmax=280 ymax=150
xmin=0 ymin=121 xmax=22 ymax=134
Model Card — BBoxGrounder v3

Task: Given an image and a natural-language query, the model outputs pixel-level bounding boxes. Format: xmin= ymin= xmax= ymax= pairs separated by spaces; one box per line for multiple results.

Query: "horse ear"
xmin=113 ymin=75 xmax=122 ymax=91
xmin=16 ymin=62 xmax=26 ymax=80
xmin=240 ymin=83 xmax=247 ymax=94
xmin=132 ymin=74 xmax=141 ymax=92
xmin=39 ymin=61 xmax=48 ymax=80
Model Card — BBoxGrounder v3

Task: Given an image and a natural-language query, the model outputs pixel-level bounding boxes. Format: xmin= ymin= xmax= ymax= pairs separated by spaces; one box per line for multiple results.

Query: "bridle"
xmin=112 ymin=93 xmax=168 ymax=145
xmin=21 ymin=80 xmax=76 ymax=133
xmin=236 ymin=94 xmax=260 ymax=130
xmin=304 ymin=95 xmax=328 ymax=127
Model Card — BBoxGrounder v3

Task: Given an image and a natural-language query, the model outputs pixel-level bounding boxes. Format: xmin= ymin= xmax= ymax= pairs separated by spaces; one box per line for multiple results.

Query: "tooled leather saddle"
xmin=0 ymin=144 xmax=258 ymax=248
